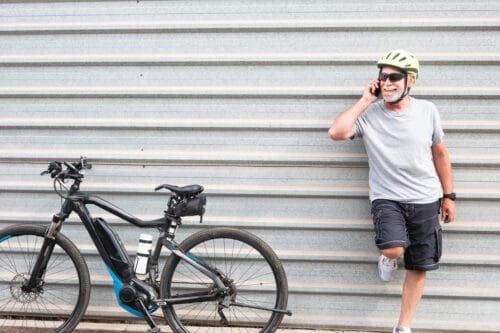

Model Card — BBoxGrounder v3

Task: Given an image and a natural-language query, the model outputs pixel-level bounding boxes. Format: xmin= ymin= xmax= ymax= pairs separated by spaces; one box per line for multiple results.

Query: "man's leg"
xmin=398 ymin=270 xmax=426 ymax=327
xmin=371 ymin=200 xmax=410 ymax=282
xmin=397 ymin=200 xmax=441 ymax=328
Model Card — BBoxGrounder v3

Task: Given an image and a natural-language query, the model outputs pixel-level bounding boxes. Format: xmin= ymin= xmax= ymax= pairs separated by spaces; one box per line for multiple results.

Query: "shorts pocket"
xmin=371 ymin=205 xmax=384 ymax=244
xmin=434 ymin=226 xmax=443 ymax=261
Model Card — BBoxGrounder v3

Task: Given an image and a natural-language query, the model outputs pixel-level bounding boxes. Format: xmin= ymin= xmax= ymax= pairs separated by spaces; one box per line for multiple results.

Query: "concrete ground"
xmin=1 ymin=320 xmax=380 ymax=333
xmin=71 ymin=323 xmax=378 ymax=333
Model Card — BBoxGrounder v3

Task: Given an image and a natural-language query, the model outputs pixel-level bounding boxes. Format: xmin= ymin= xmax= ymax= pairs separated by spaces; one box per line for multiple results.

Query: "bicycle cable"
xmin=54 ymin=176 xmax=71 ymax=200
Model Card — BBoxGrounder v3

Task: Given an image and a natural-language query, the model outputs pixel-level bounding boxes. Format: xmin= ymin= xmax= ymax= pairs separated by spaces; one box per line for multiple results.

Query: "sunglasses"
xmin=378 ymin=72 xmax=407 ymax=82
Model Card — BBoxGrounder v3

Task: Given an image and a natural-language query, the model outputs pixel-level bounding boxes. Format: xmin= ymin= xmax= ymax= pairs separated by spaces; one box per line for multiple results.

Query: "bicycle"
xmin=0 ymin=157 xmax=291 ymax=333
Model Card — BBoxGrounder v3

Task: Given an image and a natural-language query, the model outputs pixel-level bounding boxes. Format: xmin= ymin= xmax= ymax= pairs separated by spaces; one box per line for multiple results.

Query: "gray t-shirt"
xmin=354 ymin=97 xmax=444 ymax=203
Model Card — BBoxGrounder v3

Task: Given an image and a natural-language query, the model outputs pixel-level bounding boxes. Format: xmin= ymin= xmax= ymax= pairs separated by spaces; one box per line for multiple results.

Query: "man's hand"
xmin=362 ymin=79 xmax=380 ymax=103
xmin=442 ymin=198 xmax=456 ymax=223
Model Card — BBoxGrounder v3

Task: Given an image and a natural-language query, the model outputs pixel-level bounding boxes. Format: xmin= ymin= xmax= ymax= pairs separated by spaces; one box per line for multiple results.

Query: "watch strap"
xmin=443 ymin=192 xmax=456 ymax=201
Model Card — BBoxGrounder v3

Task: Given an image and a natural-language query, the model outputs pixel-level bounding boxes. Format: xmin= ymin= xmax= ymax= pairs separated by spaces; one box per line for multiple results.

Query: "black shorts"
xmin=371 ymin=199 xmax=442 ymax=271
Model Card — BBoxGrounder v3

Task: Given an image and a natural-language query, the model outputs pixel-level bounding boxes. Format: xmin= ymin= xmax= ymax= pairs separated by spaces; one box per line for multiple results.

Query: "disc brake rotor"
xmin=10 ymin=273 xmax=40 ymax=304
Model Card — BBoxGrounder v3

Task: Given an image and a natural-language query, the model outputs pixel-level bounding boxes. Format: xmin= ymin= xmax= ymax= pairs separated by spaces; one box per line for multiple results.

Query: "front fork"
xmin=23 ymin=213 xmax=65 ymax=292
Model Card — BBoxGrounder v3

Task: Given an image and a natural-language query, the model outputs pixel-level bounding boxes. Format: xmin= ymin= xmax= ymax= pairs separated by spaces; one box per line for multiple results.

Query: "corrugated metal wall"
xmin=1 ymin=1 xmax=499 ymax=331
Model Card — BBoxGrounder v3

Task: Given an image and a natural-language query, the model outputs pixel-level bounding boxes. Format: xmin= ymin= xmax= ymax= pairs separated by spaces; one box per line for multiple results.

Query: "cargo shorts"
xmin=371 ymin=199 xmax=442 ymax=271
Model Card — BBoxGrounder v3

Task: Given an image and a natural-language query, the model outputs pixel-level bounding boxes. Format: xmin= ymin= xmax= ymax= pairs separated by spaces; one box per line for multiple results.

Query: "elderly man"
xmin=328 ymin=49 xmax=456 ymax=333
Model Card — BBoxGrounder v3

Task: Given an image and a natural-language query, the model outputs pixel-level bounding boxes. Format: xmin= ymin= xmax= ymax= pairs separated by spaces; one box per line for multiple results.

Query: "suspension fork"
xmin=23 ymin=200 xmax=73 ymax=292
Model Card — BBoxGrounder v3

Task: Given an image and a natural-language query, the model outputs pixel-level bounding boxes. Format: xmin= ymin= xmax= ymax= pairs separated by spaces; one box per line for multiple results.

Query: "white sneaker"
xmin=393 ymin=325 xmax=411 ymax=333
xmin=378 ymin=254 xmax=398 ymax=282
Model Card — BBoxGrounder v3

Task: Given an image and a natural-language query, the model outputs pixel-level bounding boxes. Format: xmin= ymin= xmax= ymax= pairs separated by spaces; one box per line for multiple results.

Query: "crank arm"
xmin=230 ymin=302 xmax=292 ymax=316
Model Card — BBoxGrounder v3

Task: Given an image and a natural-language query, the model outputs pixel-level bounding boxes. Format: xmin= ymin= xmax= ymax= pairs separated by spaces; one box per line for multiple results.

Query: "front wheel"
xmin=160 ymin=227 xmax=288 ymax=333
xmin=0 ymin=224 xmax=91 ymax=333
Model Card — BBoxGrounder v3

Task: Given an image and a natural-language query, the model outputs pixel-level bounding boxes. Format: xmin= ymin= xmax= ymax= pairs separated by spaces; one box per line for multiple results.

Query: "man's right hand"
xmin=362 ymin=79 xmax=381 ymax=103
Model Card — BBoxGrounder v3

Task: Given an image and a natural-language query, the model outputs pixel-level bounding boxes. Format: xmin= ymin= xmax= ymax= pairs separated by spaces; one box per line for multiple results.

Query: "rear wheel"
xmin=160 ymin=227 xmax=288 ymax=333
xmin=0 ymin=224 xmax=91 ymax=333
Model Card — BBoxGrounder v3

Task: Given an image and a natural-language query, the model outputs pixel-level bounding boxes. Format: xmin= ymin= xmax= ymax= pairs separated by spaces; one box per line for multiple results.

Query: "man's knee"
xmin=381 ymin=246 xmax=405 ymax=259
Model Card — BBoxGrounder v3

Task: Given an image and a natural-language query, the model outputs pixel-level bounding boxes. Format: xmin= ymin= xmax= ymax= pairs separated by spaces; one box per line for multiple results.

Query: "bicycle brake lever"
xmin=41 ymin=161 xmax=62 ymax=178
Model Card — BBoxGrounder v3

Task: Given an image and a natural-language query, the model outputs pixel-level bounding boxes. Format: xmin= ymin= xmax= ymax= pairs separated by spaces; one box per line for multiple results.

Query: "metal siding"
xmin=0 ymin=1 xmax=499 ymax=331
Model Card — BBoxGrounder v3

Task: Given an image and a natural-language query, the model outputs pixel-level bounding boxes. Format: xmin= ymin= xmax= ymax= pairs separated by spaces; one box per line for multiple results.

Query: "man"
xmin=328 ymin=49 xmax=456 ymax=333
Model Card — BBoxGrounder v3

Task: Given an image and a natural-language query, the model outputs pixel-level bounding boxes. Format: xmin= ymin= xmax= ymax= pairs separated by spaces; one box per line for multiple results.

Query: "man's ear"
xmin=407 ymin=74 xmax=416 ymax=88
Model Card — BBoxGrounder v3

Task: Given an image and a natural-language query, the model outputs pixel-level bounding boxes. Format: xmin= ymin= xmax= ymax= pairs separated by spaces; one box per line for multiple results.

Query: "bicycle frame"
xmin=28 ymin=177 xmax=228 ymax=320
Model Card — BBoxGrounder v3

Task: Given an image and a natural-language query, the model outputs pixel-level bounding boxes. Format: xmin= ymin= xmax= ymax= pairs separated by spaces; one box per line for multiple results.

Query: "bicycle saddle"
xmin=155 ymin=184 xmax=204 ymax=196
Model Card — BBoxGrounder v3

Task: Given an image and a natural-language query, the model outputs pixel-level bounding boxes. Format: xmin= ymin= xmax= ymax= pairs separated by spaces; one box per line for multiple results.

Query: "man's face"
xmin=379 ymin=66 xmax=414 ymax=103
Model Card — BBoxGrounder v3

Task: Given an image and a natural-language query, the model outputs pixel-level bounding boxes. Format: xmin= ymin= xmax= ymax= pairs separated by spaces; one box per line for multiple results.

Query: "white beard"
xmin=382 ymin=86 xmax=405 ymax=103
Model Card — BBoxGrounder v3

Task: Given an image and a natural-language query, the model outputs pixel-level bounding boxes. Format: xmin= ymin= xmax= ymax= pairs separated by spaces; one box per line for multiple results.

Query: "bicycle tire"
xmin=160 ymin=227 xmax=288 ymax=333
xmin=0 ymin=224 xmax=91 ymax=333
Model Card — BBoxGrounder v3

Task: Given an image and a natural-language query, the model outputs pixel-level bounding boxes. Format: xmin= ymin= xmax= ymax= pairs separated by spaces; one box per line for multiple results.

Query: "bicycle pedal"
xmin=134 ymin=297 xmax=160 ymax=332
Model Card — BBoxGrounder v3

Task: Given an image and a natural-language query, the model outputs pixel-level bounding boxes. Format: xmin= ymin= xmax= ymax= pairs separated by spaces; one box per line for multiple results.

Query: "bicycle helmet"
xmin=377 ymin=49 xmax=419 ymax=81
xmin=377 ymin=49 xmax=419 ymax=104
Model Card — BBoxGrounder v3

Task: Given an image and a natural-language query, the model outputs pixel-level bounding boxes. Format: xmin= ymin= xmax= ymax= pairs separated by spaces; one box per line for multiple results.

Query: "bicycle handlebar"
xmin=41 ymin=156 xmax=92 ymax=180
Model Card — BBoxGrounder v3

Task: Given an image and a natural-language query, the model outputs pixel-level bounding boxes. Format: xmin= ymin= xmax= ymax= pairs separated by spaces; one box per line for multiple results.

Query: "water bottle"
xmin=133 ymin=233 xmax=153 ymax=279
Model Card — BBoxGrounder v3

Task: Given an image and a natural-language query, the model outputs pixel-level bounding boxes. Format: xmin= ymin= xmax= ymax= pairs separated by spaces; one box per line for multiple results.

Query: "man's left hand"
xmin=442 ymin=198 xmax=456 ymax=223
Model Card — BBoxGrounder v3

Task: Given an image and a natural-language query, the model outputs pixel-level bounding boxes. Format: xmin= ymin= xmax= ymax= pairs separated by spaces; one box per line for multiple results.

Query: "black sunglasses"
xmin=378 ymin=72 xmax=407 ymax=82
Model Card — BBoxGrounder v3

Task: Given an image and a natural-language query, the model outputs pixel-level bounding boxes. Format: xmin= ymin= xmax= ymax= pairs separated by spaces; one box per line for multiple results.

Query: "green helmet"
xmin=377 ymin=49 xmax=419 ymax=81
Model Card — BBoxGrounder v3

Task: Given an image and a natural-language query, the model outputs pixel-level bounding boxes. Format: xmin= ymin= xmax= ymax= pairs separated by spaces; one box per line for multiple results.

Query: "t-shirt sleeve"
xmin=353 ymin=117 xmax=363 ymax=138
xmin=353 ymin=108 xmax=370 ymax=139
xmin=431 ymin=104 xmax=445 ymax=144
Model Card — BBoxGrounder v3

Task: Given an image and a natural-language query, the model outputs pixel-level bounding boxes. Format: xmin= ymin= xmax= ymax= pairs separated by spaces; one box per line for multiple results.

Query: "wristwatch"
xmin=443 ymin=192 xmax=456 ymax=201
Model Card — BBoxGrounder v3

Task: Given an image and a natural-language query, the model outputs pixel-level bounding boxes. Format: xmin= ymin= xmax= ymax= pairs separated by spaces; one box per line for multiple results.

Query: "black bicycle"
xmin=0 ymin=158 xmax=291 ymax=333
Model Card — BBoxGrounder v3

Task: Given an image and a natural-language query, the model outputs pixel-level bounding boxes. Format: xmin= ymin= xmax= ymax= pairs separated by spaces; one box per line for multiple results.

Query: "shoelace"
xmin=382 ymin=257 xmax=397 ymax=268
